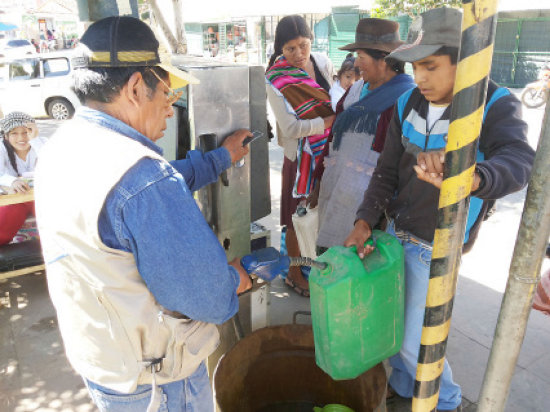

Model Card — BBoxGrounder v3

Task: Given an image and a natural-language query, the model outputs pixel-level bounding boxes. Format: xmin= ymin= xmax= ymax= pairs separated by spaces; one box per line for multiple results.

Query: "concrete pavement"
xmin=259 ymin=96 xmax=550 ymax=411
xmin=0 ymin=94 xmax=548 ymax=411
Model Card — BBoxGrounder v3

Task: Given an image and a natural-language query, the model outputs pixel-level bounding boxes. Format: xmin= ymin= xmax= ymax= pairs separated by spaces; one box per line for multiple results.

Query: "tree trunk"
xmin=172 ymin=0 xmax=187 ymax=54
xmin=148 ymin=0 xmax=178 ymax=53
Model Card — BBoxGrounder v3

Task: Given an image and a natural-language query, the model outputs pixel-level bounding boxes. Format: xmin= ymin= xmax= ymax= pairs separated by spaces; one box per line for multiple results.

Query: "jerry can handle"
xmin=348 ymin=235 xmax=377 ymax=255
xmin=365 ymin=236 xmax=377 ymax=249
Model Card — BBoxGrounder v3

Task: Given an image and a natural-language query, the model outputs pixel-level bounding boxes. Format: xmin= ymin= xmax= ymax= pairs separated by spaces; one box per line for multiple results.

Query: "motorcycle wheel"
xmin=521 ymin=87 xmax=548 ymax=108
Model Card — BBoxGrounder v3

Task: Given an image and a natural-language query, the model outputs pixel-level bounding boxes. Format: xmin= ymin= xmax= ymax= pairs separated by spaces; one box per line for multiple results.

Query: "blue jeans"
xmin=85 ymin=362 xmax=213 ymax=412
xmin=387 ymin=223 xmax=462 ymax=410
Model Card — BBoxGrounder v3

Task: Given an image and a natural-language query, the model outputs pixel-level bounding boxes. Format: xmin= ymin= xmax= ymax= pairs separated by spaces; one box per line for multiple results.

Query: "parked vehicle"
xmin=0 ymin=39 xmax=37 ymax=59
xmin=521 ymin=64 xmax=550 ymax=109
xmin=0 ymin=51 xmax=80 ymax=120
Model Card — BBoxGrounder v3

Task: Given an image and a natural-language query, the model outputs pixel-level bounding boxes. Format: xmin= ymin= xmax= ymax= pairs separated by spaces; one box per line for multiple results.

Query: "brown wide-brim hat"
xmin=340 ymin=18 xmax=404 ymax=53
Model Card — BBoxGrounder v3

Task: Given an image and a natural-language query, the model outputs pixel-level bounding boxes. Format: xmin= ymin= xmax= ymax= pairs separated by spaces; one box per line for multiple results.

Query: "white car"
xmin=0 ymin=39 xmax=37 ymax=59
xmin=0 ymin=52 xmax=80 ymax=120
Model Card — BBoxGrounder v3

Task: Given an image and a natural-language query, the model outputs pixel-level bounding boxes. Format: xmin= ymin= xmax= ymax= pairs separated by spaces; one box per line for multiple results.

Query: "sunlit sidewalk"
xmin=1 ymin=98 xmax=548 ymax=411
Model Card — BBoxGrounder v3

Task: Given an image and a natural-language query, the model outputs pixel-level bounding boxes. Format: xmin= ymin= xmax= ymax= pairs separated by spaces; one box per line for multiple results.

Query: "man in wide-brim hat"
xmin=35 ymin=15 xmax=253 ymax=412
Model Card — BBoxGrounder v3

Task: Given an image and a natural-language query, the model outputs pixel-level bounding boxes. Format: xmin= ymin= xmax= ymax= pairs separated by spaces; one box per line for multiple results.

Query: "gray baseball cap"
xmin=387 ymin=7 xmax=462 ymax=63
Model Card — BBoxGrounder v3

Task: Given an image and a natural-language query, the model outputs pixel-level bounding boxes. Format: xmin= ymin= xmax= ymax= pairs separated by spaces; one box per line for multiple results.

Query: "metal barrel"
xmin=412 ymin=1 xmax=500 ymax=410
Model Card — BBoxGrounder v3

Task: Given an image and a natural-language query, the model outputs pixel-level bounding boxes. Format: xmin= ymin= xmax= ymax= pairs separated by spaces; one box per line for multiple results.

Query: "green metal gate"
xmin=390 ymin=15 xmax=412 ymax=41
xmin=315 ymin=9 xmax=549 ymax=89
xmin=328 ymin=11 xmax=360 ymax=68
xmin=491 ymin=16 xmax=550 ymax=87
xmin=313 ymin=7 xmax=367 ymax=70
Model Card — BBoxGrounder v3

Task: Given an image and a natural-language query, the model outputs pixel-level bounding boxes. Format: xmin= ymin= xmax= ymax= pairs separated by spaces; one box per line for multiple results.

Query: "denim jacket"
xmin=76 ymin=107 xmax=240 ymax=324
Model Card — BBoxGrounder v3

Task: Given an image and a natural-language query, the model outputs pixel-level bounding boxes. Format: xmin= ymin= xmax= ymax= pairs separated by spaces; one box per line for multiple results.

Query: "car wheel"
xmin=48 ymin=98 xmax=74 ymax=120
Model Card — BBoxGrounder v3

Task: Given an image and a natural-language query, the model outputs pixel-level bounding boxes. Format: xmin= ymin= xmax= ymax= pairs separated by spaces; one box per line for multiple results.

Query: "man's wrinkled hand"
xmin=222 ymin=129 xmax=252 ymax=163
xmin=415 ymin=150 xmax=445 ymax=188
xmin=229 ymin=257 xmax=252 ymax=295
xmin=344 ymin=219 xmax=374 ymax=259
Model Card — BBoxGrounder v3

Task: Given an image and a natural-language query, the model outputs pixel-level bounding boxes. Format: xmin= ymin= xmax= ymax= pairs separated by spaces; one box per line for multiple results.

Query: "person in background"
xmin=312 ymin=19 xmax=415 ymax=251
xmin=30 ymin=39 xmax=39 ymax=53
xmin=70 ymin=35 xmax=79 ymax=49
xmin=0 ymin=112 xmax=46 ymax=245
xmin=265 ymin=14 xmax=336 ymax=297
xmin=62 ymin=31 xmax=68 ymax=49
xmin=329 ymin=53 xmax=360 ymax=111
xmin=533 ymin=244 xmax=550 ymax=315
xmin=345 ymin=8 xmax=535 ymax=411
xmin=46 ymin=29 xmax=56 ymax=51
xmin=35 ymin=16 xmax=252 ymax=412
xmin=39 ymin=32 xmax=48 ymax=53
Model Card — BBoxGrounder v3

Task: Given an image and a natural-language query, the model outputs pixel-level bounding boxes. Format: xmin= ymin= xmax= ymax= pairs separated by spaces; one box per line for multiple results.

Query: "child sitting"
xmin=0 ymin=112 xmax=47 ymax=244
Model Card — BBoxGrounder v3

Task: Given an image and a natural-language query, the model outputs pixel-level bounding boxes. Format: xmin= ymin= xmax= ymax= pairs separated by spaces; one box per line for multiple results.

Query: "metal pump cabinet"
xmin=157 ymin=58 xmax=271 ymax=358
xmin=158 ymin=57 xmax=270 ymax=260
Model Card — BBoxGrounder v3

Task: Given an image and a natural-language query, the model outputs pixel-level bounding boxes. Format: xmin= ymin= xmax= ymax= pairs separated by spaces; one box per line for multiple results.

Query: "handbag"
xmin=292 ymin=205 xmax=319 ymax=259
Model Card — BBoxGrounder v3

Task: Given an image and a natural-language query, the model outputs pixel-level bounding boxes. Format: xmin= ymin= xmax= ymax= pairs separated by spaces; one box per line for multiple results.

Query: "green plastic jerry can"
xmin=309 ymin=230 xmax=405 ymax=380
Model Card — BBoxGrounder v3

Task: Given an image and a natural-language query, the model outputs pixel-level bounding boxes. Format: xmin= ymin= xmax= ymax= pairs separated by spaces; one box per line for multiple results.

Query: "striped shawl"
xmin=266 ymin=56 xmax=334 ymax=197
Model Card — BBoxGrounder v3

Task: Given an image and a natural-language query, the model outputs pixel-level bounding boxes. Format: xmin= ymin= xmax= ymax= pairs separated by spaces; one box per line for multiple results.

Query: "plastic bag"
xmin=292 ymin=205 xmax=319 ymax=260
xmin=533 ymin=268 xmax=550 ymax=316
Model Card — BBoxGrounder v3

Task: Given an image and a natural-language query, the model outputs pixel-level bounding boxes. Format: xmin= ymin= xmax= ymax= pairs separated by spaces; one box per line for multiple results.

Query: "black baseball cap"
xmin=74 ymin=16 xmax=198 ymax=89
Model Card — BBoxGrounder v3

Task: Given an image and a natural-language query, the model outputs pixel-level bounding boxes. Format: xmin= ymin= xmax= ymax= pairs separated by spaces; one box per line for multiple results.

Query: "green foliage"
xmin=139 ymin=0 xmax=150 ymax=22
xmin=372 ymin=0 xmax=462 ymax=17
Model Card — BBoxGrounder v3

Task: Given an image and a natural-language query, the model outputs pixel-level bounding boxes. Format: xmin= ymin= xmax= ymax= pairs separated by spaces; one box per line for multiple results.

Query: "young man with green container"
xmin=345 ymin=7 xmax=535 ymax=411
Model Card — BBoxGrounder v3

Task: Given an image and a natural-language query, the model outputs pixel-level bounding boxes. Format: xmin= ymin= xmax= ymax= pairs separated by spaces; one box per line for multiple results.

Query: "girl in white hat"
xmin=0 ymin=112 xmax=47 ymax=244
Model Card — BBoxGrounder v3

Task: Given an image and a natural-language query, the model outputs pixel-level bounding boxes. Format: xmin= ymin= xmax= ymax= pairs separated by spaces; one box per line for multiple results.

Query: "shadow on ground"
xmin=0 ymin=273 xmax=94 ymax=412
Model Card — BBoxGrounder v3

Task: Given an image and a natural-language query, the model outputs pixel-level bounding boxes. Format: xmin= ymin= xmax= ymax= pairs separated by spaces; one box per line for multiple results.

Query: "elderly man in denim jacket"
xmin=35 ymin=16 xmax=252 ymax=412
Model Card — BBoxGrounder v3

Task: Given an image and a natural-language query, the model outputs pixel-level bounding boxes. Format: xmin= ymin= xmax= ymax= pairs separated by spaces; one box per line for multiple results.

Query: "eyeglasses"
xmin=148 ymin=68 xmax=183 ymax=105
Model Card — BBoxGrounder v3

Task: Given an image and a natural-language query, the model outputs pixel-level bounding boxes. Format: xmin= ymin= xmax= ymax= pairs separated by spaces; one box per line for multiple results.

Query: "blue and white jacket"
xmin=356 ymin=80 xmax=535 ymax=251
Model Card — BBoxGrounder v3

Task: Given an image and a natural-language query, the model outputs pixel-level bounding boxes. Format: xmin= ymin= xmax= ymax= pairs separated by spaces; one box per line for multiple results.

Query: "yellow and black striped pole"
xmin=412 ymin=1 xmax=500 ymax=411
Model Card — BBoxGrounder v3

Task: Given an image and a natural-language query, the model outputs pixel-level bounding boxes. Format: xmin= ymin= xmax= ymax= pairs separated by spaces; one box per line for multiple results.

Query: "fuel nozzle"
xmin=241 ymin=247 xmax=328 ymax=283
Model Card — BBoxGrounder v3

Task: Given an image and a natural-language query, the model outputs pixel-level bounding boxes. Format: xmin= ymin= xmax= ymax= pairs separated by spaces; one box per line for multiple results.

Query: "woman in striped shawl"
xmin=266 ymin=15 xmax=336 ymax=297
